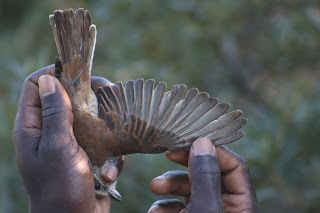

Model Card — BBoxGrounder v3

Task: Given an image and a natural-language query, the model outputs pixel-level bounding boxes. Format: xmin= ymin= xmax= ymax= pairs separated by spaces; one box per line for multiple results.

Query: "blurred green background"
xmin=1 ymin=0 xmax=320 ymax=212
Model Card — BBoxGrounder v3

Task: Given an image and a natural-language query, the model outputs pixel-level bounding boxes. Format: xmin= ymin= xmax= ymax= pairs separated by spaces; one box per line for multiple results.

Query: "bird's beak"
xmin=108 ymin=188 xmax=122 ymax=202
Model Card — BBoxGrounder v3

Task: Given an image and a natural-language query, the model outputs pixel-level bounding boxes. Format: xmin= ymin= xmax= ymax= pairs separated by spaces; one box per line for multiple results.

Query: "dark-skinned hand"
xmin=13 ymin=65 xmax=123 ymax=213
xmin=148 ymin=138 xmax=259 ymax=213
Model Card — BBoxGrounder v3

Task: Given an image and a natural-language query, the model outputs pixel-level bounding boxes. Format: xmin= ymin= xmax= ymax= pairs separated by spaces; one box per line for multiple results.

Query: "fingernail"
xmin=38 ymin=75 xmax=55 ymax=96
xmin=102 ymin=166 xmax=118 ymax=182
xmin=153 ymin=175 xmax=166 ymax=181
xmin=147 ymin=205 xmax=160 ymax=213
xmin=191 ymin=138 xmax=215 ymax=156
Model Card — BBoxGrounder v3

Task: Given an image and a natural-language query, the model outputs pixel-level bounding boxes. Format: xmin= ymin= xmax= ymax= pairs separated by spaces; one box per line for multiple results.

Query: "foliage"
xmin=1 ymin=0 xmax=320 ymax=212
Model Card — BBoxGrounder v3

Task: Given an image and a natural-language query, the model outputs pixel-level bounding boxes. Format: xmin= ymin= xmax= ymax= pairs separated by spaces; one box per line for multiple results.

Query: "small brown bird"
xmin=49 ymin=8 xmax=247 ymax=201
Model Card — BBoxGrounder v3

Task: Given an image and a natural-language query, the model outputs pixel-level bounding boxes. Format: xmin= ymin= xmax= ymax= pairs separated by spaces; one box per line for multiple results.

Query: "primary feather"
xmin=97 ymin=80 xmax=247 ymax=154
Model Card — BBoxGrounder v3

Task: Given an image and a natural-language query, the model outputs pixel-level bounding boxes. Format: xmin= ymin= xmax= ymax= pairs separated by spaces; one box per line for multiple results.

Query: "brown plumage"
xmin=49 ymin=8 xmax=247 ymax=201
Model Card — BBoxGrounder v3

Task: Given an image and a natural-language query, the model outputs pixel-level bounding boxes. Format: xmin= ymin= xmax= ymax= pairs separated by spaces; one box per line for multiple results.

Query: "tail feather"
xmin=49 ymin=8 xmax=96 ymax=82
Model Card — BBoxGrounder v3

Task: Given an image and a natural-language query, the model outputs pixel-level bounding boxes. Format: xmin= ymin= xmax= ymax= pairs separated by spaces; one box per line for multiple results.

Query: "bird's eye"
xmin=95 ymin=184 xmax=101 ymax=190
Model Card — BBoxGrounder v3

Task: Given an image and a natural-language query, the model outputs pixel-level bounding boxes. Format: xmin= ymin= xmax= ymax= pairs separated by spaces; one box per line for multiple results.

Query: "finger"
xmin=148 ymin=199 xmax=185 ymax=213
xmin=94 ymin=197 xmax=111 ymax=213
xmin=165 ymin=151 xmax=189 ymax=167
xmin=150 ymin=171 xmax=190 ymax=196
xmin=38 ymin=75 xmax=77 ymax=153
xmin=14 ymin=65 xmax=55 ymax=158
xmin=16 ymin=65 xmax=55 ymax=129
xmin=187 ymin=138 xmax=223 ymax=212
xmin=91 ymin=76 xmax=113 ymax=94
xmin=216 ymin=146 xmax=253 ymax=194
xmin=101 ymin=155 xmax=125 ymax=183
xmin=216 ymin=146 xmax=259 ymax=211
xmin=91 ymin=76 xmax=122 ymax=98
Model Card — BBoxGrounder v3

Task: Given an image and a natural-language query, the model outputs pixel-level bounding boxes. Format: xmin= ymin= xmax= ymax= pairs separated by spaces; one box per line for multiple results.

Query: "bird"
xmin=49 ymin=8 xmax=248 ymax=201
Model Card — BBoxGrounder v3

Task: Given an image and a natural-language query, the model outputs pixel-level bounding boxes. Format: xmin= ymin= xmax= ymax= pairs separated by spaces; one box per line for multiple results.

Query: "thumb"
xmin=187 ymin=138 xmax=223 ymax=213
xmin=38 ymin=75 xmax=75 ymax=150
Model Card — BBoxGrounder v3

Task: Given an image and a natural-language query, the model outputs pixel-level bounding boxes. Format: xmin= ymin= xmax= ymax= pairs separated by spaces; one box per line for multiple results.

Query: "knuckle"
xmin=21 ymin=74 xmax=36 ymax=93
xmin=24 ymin=72 xmax=35 ymax=84
xmin=191 ymin=155 xmax=220 ymax=176
xmin=24 ymin=71 xmax=40 ymax=87
xmin=237 ymin=157 xmax=249 ymax=170
xmin=42 ymin=104 xmax=63 ymax=117
xmin=42 ymin=105 xmax=65 ymax=125
xmin=235 ymin=157 xmax=251 ymax=177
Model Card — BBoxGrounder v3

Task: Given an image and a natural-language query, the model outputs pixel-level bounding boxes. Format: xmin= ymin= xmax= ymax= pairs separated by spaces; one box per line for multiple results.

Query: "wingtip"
xmin=241 ymin=117 xmax=248 ymax=125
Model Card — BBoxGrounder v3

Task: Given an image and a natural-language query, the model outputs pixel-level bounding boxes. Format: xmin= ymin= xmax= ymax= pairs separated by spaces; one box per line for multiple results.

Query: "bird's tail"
xmin=49 ymin=8 xmax=96 ymax=87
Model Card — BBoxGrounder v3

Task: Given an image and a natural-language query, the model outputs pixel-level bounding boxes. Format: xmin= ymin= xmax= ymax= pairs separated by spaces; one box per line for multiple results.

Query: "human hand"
xmin=148 ymin=138 xmax=259 ymax=213
xmin=13 ymin=65 xmax=123 ymax=213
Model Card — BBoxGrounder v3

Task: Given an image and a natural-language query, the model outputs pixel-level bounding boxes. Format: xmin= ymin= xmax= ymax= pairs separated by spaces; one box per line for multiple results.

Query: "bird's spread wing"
xmin=97 ymin=79 xmax=247 ymax=155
